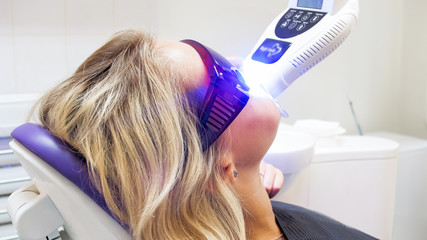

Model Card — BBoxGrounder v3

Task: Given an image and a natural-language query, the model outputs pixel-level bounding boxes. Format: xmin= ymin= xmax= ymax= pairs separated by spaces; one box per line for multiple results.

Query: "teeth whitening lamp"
xmin=242 ymin=0 xmax=359 ymax=100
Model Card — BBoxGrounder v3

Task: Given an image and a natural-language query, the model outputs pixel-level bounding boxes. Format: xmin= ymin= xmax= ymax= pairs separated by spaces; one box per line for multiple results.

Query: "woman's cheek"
xmin=228 ymin=98 xmax=280 ymax=164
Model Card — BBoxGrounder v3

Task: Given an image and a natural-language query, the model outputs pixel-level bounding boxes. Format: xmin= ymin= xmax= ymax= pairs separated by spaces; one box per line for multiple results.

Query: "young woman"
xmin=35 ymin=30 xmax=375 ymax=240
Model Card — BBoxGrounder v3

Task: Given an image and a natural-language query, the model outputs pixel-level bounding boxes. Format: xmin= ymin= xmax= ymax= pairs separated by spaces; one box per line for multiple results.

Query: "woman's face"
xmin=158 ymin=40 xmax=280 ymax=167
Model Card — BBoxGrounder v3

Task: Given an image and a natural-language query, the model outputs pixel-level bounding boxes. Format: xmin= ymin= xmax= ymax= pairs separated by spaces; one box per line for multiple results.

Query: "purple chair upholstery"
xmin=11 ymin=123 xmax=116 ymax=223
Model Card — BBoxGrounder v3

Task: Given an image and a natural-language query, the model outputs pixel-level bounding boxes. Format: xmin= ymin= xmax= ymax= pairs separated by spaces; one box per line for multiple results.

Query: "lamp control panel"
xmin=275 ymin=9 xmax=327 ymax=39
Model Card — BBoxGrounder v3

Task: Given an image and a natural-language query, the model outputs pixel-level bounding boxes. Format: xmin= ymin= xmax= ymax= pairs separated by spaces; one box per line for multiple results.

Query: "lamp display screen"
xmin=297 ymin=0 xmax=323 ymax=9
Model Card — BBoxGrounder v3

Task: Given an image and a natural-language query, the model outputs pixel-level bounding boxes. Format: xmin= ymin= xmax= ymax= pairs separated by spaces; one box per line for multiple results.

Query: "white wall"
xmin=0 ymin=0 xmax=426 ymax=139
xmin=399 ymin=0 xmax=427 ymax=139
xmin=0 ymin=0 xmax=158 ymax=94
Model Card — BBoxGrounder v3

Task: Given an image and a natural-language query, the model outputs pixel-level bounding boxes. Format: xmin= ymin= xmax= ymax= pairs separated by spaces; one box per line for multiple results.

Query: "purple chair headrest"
xmin=11 ymin=123 xmax=118 ymax=224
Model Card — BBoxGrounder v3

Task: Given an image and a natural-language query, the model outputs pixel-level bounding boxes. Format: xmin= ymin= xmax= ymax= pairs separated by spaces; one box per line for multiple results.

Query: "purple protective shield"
xmin=181 ymin=40 xmax=250 ymax=151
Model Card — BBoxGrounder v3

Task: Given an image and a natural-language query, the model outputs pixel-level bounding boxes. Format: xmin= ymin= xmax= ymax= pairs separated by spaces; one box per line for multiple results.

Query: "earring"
xmin=233 ymin=170 xmax=238 ymax=178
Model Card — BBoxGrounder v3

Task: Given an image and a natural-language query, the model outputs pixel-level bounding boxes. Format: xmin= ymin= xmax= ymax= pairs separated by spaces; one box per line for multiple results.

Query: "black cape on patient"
xmin=272 ymin=201 xmax=378 ymax=240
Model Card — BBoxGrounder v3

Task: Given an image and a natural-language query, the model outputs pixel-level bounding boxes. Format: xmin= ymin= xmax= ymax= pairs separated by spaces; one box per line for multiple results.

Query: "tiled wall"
xmin=0 ymin=0 xmax=157 ymax=94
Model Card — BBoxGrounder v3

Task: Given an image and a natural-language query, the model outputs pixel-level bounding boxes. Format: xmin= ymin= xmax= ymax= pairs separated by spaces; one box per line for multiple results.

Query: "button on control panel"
xmin=275 ymin=8 xmax=326 ymax=39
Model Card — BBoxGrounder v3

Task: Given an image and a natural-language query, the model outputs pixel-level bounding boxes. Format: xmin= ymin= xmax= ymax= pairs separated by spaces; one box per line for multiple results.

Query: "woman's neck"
xmin=234 ymin=165 xmax=283 ymax=240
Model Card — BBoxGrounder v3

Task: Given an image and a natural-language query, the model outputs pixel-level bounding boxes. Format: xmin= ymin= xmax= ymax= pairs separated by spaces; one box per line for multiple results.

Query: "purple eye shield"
xmin=181 ymin=40 xmax=250 ymax=151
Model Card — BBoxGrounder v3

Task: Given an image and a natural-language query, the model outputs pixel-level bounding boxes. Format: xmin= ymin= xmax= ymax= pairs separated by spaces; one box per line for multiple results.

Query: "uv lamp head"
xmin=242 ymin=58 xmax=291 ymax=100
xmin=242 ymin=0 xmax=359 ymax=101
xmin=181 ymin=40 xmax=250 ymax=151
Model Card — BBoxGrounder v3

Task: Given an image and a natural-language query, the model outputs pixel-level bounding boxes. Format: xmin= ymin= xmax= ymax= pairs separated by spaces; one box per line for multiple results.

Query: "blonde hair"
xmin=35 ymin=30 xmax=245 ymax=239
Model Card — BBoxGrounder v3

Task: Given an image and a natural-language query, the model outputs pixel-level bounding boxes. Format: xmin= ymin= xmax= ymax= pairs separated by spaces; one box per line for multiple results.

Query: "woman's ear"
xmin=221 ymin=152 xmax=237 ymax=184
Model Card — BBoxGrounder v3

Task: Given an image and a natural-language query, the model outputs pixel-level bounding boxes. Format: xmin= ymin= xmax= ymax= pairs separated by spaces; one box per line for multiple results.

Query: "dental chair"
xmin=7 ymin=123 xmax=131 ymax=240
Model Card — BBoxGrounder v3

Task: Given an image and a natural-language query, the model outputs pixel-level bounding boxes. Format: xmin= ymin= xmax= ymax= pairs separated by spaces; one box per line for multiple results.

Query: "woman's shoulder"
xmin=271 ymin=201 xmax=378 ymax=240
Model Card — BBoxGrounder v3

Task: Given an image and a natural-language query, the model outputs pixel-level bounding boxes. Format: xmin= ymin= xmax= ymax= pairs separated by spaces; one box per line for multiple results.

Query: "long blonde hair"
xmin=35 ymin=30 xmax=245 ymax=239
